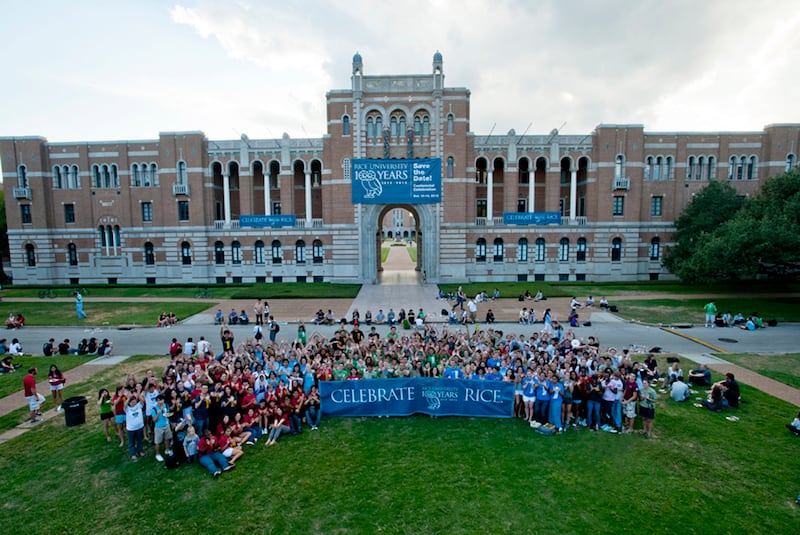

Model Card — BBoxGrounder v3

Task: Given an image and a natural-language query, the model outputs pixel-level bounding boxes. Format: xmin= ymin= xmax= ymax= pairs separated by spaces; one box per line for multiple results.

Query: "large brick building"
xmin=2 ymin=52 xmax=799 ymax=285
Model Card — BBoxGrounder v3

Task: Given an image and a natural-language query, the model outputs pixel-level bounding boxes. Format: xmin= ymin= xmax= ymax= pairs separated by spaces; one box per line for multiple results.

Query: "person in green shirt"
xmin=704 ymin=301 xmax=717 ymax=328
xmin=639 ymin=379 xmax=657 ymax=438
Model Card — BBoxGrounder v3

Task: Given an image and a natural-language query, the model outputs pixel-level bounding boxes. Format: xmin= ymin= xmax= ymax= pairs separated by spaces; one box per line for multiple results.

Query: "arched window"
xmin=177 ymin=161 xmax=187 ymax=184
xmin=493 ymin=238 xmax=504 ymax=262
xmin=687 ymin=156 xmax=695 ymax=179
xmin=576 ymin=238 xmax=587 ymax=262
xmin=391 ymin=116 xmax=399 ymax=137
xmin=697 ymin=156 xmax=705 ymax=181
xmin=747 ymin=156 xmax=757 ymax=179
xmin=367 ymin=117 xmax=375 ymax=138
xmin=111 ymin=164 xmax=119 ymax=187
xmin=214 ymin=241 xmax=225 ymax=264
xmin=665 ymin=156 xmax=673 ymax=180
xmin=615 ymin=154 xmax=625 ymax=179
xmin=398 ymin=116 xmax=406 ymax=136
xmin=376 ymin=116 xmax=383 ymax=134
xmin=414 ymin=116 xmax=422 ymax=136
xmin=101 ymin=164 xmax=111 ymax=188
xmin=313 ymin=239 xmax=323 ymax=264
xmin=271 ymin=240 xmax=282 ymax=264
xmin=295 ymin=240 xmax=306 ymax=264
xmin=181 ymin=241 xmax=192 ymax=265
xmin=645 ymin=156 xmax=653 ymax=181
xmin=53 ymin=166 xmax=63 ymax=189
xmin=787 ymin=154 xmax=797 ymax=172
xmin=518 ymin=158 xmax=530 ymax=184
xmin=447 ymin=156 xmax=454 ymax=179
xmin=131 ymin=163 xmax=141 ymax=187
xmin=342 ymin=115 xmax=350 ymax=136
xmin=69 ymin=165 xmax=79 ymax=189
xmin=150 ymin=163 xmax=159 ymax=186
xmin=476 ymin=238 xmax=487 ymax=262
xmin=559 ymin=238 xmax=569 ymax=262
xmin=707 ymin=156 xmax=716 ymax=180
xmin=611 ymin=238 xmax=622 ymax=262
xmin=535 ymin=238 xmax=546 ymax=262
xmin=144 ymin=242 xmax=155 ymax=265
xmin=231 ymin=240 xmax=242 ymax=264
xmin=254 ymin=240 xmax=265 ymax=264
xmin=517 ymin=238 xmax=528 ymax=262
xmin=93 ymin=165 xmax=101 ymax=187
xmin=68 ymin=243 xmax=78 ymax=266
xmin=422 ymin=116 xmax=430 ymax=137
xmin=25 ymin=244 xmax=35 ymax=267
xmin=17 ymin=165 xmax=28 ymax=188
xmin=447 ymin=113 xmax=454 ymax=135
xmin=650 ymin=237 xmax=661 ymax=260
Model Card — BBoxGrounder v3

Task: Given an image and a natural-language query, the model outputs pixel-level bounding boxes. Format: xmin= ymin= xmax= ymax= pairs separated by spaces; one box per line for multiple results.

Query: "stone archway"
xmin=357 ymin=203 xmax=438 ymax=284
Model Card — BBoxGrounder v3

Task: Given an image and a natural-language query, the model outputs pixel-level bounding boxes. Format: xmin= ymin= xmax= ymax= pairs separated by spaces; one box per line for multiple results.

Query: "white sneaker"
xmin=57 ymin=406 xmax=63 ymax=412
xmin=155 ymin=454 xmax=164 ymax=462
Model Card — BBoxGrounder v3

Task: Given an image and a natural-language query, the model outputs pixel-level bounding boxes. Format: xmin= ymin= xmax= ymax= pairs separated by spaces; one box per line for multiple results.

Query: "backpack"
xmin=43 ymin=342 xmax=53 ymax=356
xmin=272 ymin=322 xmax=280 ymax=333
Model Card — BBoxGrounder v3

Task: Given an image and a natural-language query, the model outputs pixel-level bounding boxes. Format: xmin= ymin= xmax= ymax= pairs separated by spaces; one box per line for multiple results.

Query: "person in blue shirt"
xmin=534 ymin=373 xmax=551 ymax=424
xmin=522 ymin=369 xmax=536 ymax=422
xmin=444 ymin=360 xmax=464 ymax=379
xmin=548 ymin=373 xmax=564 ymax=431
xmin=151 ymin=394 xmax=173 ymax=462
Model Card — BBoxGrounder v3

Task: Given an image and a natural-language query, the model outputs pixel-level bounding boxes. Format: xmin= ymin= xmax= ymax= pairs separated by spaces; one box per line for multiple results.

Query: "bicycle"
xmin=38 ymin=288 xmax=57 ymax=299
xmin=74 ymin=287 xmax=89 ymax=296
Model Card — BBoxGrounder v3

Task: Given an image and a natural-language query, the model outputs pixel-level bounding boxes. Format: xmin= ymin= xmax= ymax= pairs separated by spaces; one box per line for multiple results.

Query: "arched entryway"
xmin=357 ymin=203 xmax=438 ymax=284
xmin=376 ymin=205 xmax=420 ymax=283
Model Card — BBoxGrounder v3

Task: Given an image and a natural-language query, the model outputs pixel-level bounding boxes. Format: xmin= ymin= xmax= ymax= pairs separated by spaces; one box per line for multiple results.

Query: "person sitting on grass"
xmin=702 ymin=384 xmax=724 ymax=412
xmin=689 ymin=364 xmax=712 ymax=387
xmin=786 ymin=410 xmax=800 ymax=437
xmin=670 ymin=375 xmax=690 ymax=402
xmin=214 ymin=309 xmax=224 ymax=325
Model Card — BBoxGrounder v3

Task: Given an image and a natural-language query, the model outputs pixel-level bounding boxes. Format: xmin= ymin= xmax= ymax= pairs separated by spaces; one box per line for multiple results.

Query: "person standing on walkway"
xmin=74 ymin=291 xmax=87 ymax=319
xmin=23 ymin=366 xmax=42 ymax=424
xmin=47 ymin=364 xmax=66 ymax=412
xmin=704 ymin=300 xmax=717 ymax=328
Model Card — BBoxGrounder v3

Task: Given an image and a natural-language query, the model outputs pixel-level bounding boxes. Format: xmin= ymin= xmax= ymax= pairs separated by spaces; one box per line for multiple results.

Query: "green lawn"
xmin=3 ymin=302 xmax=211 ymax=327
xmin=719 ymin=353 xmax=800 ymax=389
xmin=382 ymin=247 xmax=390 ymax=263
xmin=611 ymin=297 xmax=800 ymax=324
xmin=407 ymin=247 xmax=417 ymax=263
xmin=0 ymin=357 xmax=799 ymax=532
xmin=0 ymin=355 xmax=95 ymax=399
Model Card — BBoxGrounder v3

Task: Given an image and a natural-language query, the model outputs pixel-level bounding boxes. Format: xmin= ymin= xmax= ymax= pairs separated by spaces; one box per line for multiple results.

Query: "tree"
xmin=663 ymin=169 xmax=800 ymax=282
xmin=662 ymin=181 xmax=744 ymax=281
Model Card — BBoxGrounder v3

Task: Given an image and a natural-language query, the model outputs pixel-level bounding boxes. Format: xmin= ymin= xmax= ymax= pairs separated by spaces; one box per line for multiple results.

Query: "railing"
xmin=213 ymin=220 xmax=240 ymax=230
xmin=13 ymin=187 xmax=31 ymax=200
xmin=613 ymin=177 xmax=630 ymax=190
xmin=173 ymin=183 xmax=190 ymax=196
xmin=560 ymin=216 xmax=587 ymax=226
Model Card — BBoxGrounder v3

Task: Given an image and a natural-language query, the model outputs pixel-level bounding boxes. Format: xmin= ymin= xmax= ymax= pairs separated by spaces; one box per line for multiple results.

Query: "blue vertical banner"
xmin=351 ymin=158 xmax=442 ymax=204
xmin=320 ymin=378 xmax=514 ymax=418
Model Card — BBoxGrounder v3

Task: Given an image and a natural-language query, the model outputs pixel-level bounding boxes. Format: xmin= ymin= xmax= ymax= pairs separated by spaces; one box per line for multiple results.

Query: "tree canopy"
xmin=663 ymin=169 xmax=800 ymax=283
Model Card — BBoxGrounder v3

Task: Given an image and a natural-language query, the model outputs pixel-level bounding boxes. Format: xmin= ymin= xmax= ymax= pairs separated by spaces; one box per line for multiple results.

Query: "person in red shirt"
xmin=23 ymin=367 xmax=41 ymax=423
xmin=197 ymin=430 xmax=233 ymax=477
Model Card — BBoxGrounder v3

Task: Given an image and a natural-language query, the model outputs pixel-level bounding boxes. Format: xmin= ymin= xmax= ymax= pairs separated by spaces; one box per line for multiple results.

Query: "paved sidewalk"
xmin=0 ymin=355 xmax=126 ymax=443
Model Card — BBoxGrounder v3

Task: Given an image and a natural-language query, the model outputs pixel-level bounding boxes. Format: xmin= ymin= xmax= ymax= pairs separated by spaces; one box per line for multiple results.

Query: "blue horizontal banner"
xmin=352 ymin=158 xmax=442 ymax=204
xmin=240 ymin=214 xmax=297 ymax=228
xmin=503 ymin=212 xmax=561 ymax=225
xmin=320 ymin=378 xmax=514 ymax=418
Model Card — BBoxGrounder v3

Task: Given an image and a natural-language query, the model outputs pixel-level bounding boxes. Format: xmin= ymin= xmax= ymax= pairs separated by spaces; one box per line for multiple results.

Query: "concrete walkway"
xmin=0 ymin=355 xmax=127 ymax=443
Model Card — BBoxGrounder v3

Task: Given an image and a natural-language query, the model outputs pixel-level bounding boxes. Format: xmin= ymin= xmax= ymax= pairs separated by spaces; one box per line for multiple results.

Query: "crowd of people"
xmin=704 ymin=300 xmax=768 ymax=330
xmin=100 ymin=308 xmax=732 ymax=475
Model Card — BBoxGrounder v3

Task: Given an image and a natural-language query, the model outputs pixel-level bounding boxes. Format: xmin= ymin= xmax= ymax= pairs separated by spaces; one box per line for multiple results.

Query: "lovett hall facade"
xmin=2 ymin=52 xmax=800 ymax=286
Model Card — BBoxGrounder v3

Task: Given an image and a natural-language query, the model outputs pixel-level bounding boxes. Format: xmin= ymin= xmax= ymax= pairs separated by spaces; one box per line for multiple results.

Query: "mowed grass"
xmin=2 ymin=302 xmax=211 ymax=327
xmin=0 ymin=358 xmax=799 ymax=533
xmin=0 ymin=355 xmax=95 ymax=399
xmin=720 ymin=353 xmax=800 ymax=389
xmin=611 ymin=297 xmax=800 ymax=324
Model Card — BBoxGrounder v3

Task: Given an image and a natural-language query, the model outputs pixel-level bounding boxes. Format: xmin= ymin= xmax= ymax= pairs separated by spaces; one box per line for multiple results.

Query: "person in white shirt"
xmin=670 ymin=376 xmax=690 ymax=402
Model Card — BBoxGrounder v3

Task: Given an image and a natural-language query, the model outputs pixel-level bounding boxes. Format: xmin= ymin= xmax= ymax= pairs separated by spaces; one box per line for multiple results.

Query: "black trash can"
xmin=62 ymin=396 xmax=88 ymax=427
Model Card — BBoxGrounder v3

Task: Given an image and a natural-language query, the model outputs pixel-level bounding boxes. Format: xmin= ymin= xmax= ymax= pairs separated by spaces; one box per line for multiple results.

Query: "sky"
xmin=1 ymin=0 xmax=798 ymax=143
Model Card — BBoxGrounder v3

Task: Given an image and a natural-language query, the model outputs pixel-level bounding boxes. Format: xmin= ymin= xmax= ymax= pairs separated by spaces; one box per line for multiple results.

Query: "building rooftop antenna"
xmin=482 ymin=123 xmax=496 ymax=145
xmin=516 ymin=122 xmax=533 ymax=144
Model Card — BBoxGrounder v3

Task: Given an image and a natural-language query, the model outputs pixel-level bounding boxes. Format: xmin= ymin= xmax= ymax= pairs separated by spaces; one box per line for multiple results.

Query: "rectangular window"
xmin=651 ymin=196 xmax=663 ymax=217
xmin=178 ymin=201 xmax=190 ymax=221
xmin=272 ymin=201 xmax=282 ymax=215
xmin=517 ymin=199 xmax=527 ymax=213
xmin=613 ymin=196 xmax=625 ymax=216
xmin=142 ymin=202 xmax=153 ymax=223
xmin=476 ymin=199 xmax=487 ymax=218
xmin=21 ymin=204 xmax=32 ymax=224
xmin=64 ymin=203 xmax=75 ymax=224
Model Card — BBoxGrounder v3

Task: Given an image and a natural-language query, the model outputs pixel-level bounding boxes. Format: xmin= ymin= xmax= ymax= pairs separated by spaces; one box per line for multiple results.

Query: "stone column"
xmin=304 ymin=171 xmax=312 ymax=223
xmin=569 ymin=169 xmax=577 ymax=221
xmin=223 ymin=172 xmax=231 ymax=225
xmin=487 ymin=170 xmax=494 ymax=225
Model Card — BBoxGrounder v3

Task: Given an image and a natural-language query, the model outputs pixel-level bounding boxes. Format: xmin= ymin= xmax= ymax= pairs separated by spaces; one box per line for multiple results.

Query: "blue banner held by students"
xmin=319 ymin=378 xmax=514 ymax=418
